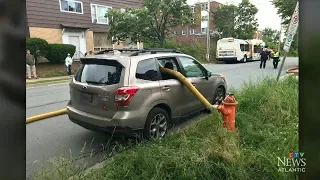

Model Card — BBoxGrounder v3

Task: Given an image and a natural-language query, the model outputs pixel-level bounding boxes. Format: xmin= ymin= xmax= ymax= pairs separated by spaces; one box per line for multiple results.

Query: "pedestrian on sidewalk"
xmin=259 ymin=48 xmax=271 ymax=69
xmin=65 ymin=53 xmax=73 ymax=77
xmin=272 ymin=49 xmax=280 ymax=69
xmin=26 ymin=50 xmax=38 ymax=79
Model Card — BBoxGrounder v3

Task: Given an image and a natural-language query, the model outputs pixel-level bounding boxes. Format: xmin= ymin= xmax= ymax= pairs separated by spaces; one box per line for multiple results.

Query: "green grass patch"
xmin=34 ymin=76 xmax=298 ymax=180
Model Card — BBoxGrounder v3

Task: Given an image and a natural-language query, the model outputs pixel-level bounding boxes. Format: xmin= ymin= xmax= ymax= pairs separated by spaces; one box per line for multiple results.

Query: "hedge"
xmin=47 ymin=44 xmax=76 ymax=64
xmin=26 ymin=38 xmax=50 ymax=60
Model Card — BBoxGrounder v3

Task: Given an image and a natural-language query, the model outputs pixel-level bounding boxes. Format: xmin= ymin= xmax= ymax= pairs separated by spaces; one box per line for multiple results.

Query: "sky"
xmin=187 ymin=0 xmax=282 ymax=31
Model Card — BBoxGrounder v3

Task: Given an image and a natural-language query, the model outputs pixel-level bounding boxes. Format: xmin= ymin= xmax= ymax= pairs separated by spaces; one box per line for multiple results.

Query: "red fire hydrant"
xmin=213 ymin=94 xmax=238 ymax=132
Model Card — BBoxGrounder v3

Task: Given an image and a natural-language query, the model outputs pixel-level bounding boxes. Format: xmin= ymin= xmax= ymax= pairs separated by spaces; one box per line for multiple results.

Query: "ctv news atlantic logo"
xmin=277 ymin=152 xmax=306 ymax=173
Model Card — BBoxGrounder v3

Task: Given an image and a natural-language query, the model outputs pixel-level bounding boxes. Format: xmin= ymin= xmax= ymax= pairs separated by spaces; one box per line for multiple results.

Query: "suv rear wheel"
xmin=144 ymin=107 xmax=169 ymax=140
xmin=212 ymin=87 xmax=225 ymax=105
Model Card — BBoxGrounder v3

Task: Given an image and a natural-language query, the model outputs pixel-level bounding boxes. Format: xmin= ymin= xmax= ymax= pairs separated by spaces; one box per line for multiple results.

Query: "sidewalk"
xmin=26 ymin=76 xmax=72 ymax=83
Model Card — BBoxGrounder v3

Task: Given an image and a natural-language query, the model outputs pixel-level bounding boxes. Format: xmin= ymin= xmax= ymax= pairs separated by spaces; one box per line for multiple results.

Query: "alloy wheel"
xmin=149 ymin=113 xmax=168 ymax=140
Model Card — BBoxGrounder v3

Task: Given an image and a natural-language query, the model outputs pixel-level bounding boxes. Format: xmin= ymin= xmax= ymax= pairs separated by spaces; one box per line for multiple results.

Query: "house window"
xmin=60 ymin=0 xmax=83 ymax=14
xmin=191 ymin=18 xmax=195 ymax=24
xmin=201 ymin=3 xmax=208 ymax=11
xmin=91 ymin=4 xmax=112 ymax=24
xmin=190 ymin=29 xmax=195 ymax=35
xmin=201 ymin=28 xmax=207 ymax=33
xmin=201 ymin=15 xmax=208 ymax=21
xmin=182 ymin=30 xmax=186 ymax=35
xmin=191 ymin=6 xmax=195 ymax=13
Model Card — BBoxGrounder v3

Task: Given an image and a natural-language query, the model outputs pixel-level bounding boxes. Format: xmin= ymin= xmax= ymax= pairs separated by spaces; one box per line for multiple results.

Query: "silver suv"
xmin=67 ymin=49 xmax=227 ymax=140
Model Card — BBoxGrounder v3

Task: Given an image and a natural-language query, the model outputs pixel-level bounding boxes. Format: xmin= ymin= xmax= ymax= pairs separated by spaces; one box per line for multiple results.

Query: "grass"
xmin=34 ymin=76 xmax=298 ymax=180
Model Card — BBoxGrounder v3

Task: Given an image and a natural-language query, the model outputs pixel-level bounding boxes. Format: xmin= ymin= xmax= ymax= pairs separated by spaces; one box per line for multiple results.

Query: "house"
xmin=26 ymin=0 xmax=144 ymax=58
xmin=171 ymin=0 xmax=222 ymax=38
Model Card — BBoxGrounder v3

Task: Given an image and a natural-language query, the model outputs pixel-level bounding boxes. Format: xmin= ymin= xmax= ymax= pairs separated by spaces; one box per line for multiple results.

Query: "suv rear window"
xmin=75 ymin=64 xmax=122 ymax=85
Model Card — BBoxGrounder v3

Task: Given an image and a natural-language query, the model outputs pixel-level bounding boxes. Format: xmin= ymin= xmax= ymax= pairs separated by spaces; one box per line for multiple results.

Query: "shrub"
xmin=47 ymin=44 xmax=76 ymax=64
xmin=26 ymin=38 xmax=50 ymax=60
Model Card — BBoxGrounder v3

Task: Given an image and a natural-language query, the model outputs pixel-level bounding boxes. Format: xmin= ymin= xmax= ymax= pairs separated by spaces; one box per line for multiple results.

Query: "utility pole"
xmin=206 ymin=0 xmax=210 ymax=62
xmin=278 ymin=19 xmax=282 ymax=53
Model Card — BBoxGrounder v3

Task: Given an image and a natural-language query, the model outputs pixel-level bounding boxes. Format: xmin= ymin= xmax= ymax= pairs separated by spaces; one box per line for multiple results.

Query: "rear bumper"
xmin=216 ymin=57 xmax=237 ymax=61
xmin=67 ymin=104 xmax=146 ymax=136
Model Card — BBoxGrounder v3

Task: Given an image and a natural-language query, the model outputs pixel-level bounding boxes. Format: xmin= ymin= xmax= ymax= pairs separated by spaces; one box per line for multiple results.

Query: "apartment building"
xmin=171 ymin=0 xmax=222 ymax=37
xmin=26 ymin=0 xmax=143 ymax=58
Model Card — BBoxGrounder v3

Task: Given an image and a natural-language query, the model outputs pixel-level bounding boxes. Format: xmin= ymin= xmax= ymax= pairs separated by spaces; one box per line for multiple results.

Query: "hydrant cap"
xmin=224 ymin=94 xmax=236 ymax=103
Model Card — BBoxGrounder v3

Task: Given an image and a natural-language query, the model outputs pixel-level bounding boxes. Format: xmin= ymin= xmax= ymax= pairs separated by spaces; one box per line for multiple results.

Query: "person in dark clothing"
xmin=260 ymin=48 xmax=271 ymax=69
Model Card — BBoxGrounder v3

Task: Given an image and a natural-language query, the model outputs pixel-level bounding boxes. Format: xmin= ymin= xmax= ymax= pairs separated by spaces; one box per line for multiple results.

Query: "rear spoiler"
xmin=80 ymin=58 xmax=126 ymax=67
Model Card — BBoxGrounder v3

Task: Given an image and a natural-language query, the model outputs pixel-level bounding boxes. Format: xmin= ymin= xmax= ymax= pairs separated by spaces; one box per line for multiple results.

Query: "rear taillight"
xmin=115 ymin=87 xmax=139 ymax=107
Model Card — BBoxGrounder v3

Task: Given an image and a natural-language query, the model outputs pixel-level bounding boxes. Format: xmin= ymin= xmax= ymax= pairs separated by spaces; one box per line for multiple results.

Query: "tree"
xmin=261 ymin=28 xmax=280 ymax=50
xmin=262 ymin=28 xmax=280 ymax=42
xmin=234 ymin=0 xmax=259 ymax=39
xmin=272 ymin=0 xmax=298 ymax=26
xmin=212 ymin=4 xmax=238 ymax=38
xmin=106 ymin=0 xmax=192 ymax=47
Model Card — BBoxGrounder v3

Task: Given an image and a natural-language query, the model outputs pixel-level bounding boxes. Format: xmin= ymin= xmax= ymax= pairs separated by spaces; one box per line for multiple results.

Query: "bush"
xmin=47 ymin=44 xmax=76 ymax=64
xmin=26 ymin=38 xmax=50 ymax=60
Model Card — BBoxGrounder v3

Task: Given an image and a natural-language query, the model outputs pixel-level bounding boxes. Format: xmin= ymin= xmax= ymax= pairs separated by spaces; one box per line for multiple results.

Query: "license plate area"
xmin=80 ymin=92 xmax=93 ymax=103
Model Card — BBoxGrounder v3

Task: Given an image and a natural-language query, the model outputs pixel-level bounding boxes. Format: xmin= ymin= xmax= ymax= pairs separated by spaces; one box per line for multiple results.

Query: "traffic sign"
xmin=283 ymin=2 xmax=299 ymax=52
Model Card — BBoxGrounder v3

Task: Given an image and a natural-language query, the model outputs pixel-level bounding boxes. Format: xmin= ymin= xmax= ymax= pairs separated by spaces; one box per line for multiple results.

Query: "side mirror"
xmin=207 ymin=71 xmax=212 ymax=77
xmin=204 ymin=70 xmax=211 ymax=80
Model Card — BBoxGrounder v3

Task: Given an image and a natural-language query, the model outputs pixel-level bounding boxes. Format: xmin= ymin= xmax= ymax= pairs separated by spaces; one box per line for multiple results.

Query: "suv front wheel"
xmin=144 ymin=107 xmax=169 ymax=140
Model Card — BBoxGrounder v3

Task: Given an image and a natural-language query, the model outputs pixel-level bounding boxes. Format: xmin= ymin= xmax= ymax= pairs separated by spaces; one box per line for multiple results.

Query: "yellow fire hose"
xmin=159 ymin=67 xmax=214 ymax=112
xmin=26 ymin=109 xmax=67 ymax=124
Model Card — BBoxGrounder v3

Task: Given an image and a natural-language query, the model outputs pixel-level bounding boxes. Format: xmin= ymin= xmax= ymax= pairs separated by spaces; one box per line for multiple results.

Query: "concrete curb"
xmin=26 ymin=109 xmax=67 ymax=124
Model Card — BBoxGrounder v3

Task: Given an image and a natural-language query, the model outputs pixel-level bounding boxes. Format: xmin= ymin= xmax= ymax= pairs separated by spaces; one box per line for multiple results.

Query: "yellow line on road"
xmin=26 ymin=109 xmax=68 ymax=124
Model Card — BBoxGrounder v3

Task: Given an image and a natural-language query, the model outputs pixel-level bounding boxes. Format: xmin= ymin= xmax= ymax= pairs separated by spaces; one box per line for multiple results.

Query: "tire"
xmin=144 ymin=107 xmax=169 ymax=140
xmin=212 ymin=86 xmax=225 ymax=105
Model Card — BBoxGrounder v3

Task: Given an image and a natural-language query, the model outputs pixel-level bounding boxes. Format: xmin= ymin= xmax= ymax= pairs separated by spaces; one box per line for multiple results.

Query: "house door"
xmin=69 ymin=36 xmax=81 ymax=59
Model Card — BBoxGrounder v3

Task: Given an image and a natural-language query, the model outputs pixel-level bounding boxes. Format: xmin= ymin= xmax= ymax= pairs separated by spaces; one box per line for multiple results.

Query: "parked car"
xmin=67 ymin=49 xmax=227 ymax=140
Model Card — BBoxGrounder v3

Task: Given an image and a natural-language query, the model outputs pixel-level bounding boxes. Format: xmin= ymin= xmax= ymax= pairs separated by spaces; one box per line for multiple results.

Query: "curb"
xmin=26 ymin=109 xmax=68 ymax=124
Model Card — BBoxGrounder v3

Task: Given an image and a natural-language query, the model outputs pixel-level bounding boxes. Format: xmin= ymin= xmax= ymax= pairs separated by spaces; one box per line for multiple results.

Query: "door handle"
xmin=162 ymin=86 xmax=171 ymax=91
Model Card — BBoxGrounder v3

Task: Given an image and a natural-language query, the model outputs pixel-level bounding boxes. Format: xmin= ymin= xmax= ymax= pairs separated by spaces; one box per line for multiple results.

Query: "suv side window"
xmin=157 ymin=57 xmax=180 ymax=80
xmin=178 ymin=56 xmax=206 ymax=78
xmin=136 ymin=58 xmax=160 ymax=81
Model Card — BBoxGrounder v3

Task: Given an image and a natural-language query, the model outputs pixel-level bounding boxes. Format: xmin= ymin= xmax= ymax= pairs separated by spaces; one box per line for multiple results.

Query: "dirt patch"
xmin=30 ymin=62 xmax=81 ymax=78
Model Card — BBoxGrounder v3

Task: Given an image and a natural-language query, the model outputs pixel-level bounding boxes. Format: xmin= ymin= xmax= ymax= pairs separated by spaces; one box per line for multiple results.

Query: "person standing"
xmin=272 ymin=49 xmax=280 ymax=69
xmin=259 ymin=48 xmax=270 ymax=69
xmin=26 ymin=50 xmax=38 ymax=79
xmin=65 ymin=53 xmax=73 ymax=77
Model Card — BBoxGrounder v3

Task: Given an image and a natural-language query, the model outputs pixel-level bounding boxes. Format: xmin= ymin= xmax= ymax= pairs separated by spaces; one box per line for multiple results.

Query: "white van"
xmin=216 ymin=38 xmax=250 ymax=63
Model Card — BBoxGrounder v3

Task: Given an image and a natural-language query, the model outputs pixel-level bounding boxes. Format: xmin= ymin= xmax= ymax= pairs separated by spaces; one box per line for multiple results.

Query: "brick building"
xmin=26 ymin=0 xmax=144 ymax=59
xmin=171 ymin=0 xmax=222 ymax=37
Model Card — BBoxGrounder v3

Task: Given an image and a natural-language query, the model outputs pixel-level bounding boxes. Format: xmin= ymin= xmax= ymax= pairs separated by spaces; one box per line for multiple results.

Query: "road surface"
xmin=26 ymin=58 xmax=298 ymax=179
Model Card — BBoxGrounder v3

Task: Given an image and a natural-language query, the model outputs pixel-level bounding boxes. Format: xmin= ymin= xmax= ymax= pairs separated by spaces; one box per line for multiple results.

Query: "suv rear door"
xmin=69 ymin=58 xmax=124 ymax=118
xmin=176 ymin=56 xmax=212 ymax=112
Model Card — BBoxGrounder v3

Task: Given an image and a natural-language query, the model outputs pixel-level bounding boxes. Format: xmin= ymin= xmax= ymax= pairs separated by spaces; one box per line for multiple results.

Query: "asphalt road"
xmin=26 ymin=58 xmax=298 ymax=179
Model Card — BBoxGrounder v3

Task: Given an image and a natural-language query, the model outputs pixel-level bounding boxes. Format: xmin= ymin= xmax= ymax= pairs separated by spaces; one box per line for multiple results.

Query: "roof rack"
xmin=129 ymin=49 xmax=182 ymax=56
xmin=95 ymin=49 xmax=141 ymax=55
